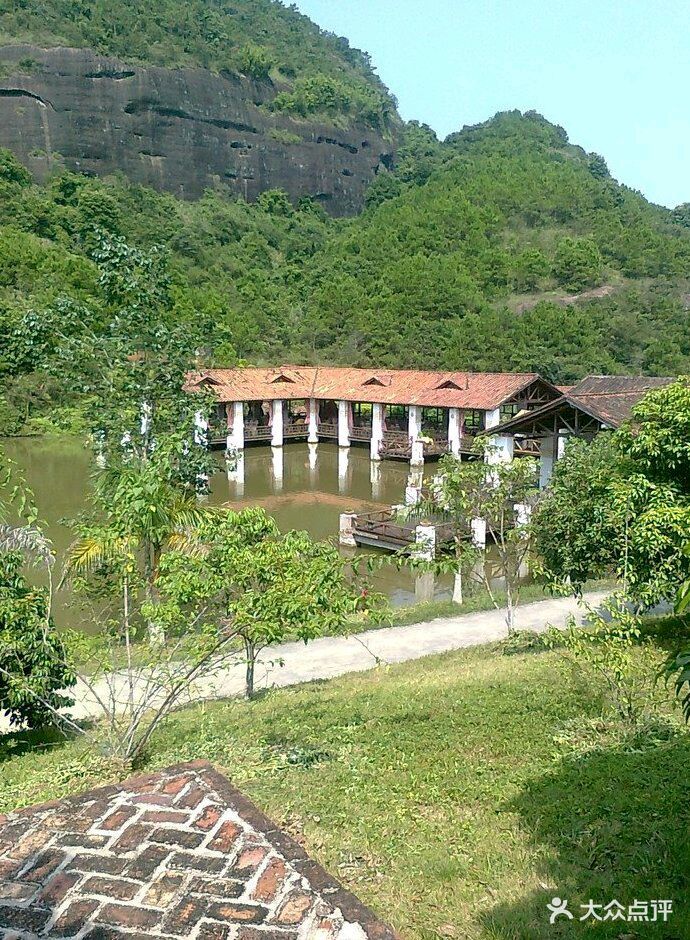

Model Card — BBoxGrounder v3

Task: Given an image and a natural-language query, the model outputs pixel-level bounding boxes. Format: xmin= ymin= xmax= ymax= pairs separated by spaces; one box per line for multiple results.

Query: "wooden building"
xmin=488 ymin=375 xmax=673 ymax=486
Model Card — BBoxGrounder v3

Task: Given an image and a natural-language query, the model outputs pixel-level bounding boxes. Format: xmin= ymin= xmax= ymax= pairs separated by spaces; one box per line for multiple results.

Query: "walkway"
xmin=60 ymin=591 xmax=609 ymax=723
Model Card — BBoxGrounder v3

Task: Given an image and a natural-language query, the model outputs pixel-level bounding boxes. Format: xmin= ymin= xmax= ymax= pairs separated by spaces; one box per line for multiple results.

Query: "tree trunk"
xmin=506 ymin=589 xmax=516 ymax=634
xmin=145 ymin=541 xmax=165 ymax=645
xmin=244 ymin=636 xmax=256 ymax=700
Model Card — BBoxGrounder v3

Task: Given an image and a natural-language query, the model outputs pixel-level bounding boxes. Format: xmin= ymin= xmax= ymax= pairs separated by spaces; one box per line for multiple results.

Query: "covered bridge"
xmin=185 ymin=366 xmax=560 ymax=465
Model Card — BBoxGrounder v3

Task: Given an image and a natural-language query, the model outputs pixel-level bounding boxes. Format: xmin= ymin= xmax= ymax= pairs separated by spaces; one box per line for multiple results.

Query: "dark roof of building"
xmin=0 ymin=761 xmax=397 ymax=939
xmin=186 ymin=366 xmax=558 ymax=410
xmin=489 ymin=375 xmax=674 ymax=435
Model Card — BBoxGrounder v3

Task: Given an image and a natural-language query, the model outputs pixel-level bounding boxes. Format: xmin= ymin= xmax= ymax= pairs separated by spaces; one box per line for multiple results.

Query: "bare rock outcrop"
xmin=0 ymin=44 xmax=395 ymax=215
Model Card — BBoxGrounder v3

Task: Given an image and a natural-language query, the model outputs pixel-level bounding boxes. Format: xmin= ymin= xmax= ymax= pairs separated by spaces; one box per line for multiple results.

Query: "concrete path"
xmin=55 ymin=590 xmax=607 ymax=724
xmin=237 ymin=590 xmax=608 ymax=693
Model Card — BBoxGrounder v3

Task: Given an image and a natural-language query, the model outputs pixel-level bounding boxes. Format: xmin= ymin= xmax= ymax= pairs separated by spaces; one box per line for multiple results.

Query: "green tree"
xmin=553 ymin=236 xmax=604 ymax=291
xmin=157 ymin=507 xmax=377 ymax=697
xmin=64 ymin=438 xmax=211 ymax=643
xmin=532 ymin=434 xmax=622 ymax=591
xmin=672 ymin=203 xmax=690 ymax=228
xmin=513 ymin=247 xmax=550 ymax=291
xmin=0 ymin=445 xmax=75 ymax=729
xmin=533 ymin=379 xmax=690 ymax=607
xmin=430 ymin=445 xmax=538 ymax=631
xmin=0 ymin=148 xmax=32 ymax=186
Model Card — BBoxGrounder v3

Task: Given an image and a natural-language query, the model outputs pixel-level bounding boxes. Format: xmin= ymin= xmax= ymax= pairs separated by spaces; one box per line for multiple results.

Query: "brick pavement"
xmin=0 ymin=761 xmax=397 ymax=939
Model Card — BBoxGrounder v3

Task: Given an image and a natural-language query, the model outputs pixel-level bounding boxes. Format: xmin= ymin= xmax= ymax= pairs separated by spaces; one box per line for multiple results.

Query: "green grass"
xmin=385 ymin=578 xmax=616 ymax=628
xmin=2 ymin=627 xmax=689 ymax=938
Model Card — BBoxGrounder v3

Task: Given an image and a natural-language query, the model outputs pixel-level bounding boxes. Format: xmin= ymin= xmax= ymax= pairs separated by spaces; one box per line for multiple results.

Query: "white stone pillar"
xmin=539 ymin=435 xmax=557 ymax=489
xmin=452 ymin=571 xmax=463 ymax=605
xmin=339 ymin=511 xmax=357 ymax=547
xmin=408 ymin=405 xmax=422 ymax=439
xmin=487 ymin=434 xmax=514 ymax=464
xmin=448 ymin=407 xmax=462 ymax=456
xmin=557 ymin=434 xmax=568 ymax=460
xmin=193 ymin=410 xmax=209 ymax=489
xmin=405 ymin=483 xmax=422 ymax=506
xmin=371 ymin=402 xmax=384 ymax=461
xmin=227 ymin=401 xmax=244 ymax=451
xmin=140 ymin=401 xmax=152 ymax=439
xmin=413 ymin=524 xmax=436 ymax=561
xmin=194 ymin=410 xmax=208 ymax=446
xmin=485 ymin=408 xmax=501 ymax=430
xmin=515 ymin=502 xmax=532 ymax=528
xmin=471 ymin=518 xmax=487 ymax=549
xmin=415 ymin=571 xmax=435 ymax=603
xmin=271 ymin=400 xmax=284 ymax=447
xmin=337 ymin=400 xmax=350 ymax=448
xmin=408 ymin=405 xmax=424 ymax=467
xmin=308 ymin=398 xmax=318 ymax=444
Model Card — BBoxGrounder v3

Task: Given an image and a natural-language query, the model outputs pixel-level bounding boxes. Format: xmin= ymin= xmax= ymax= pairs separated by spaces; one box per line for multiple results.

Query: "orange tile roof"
xmin=186 ymin=366 xmax=551 ymax=410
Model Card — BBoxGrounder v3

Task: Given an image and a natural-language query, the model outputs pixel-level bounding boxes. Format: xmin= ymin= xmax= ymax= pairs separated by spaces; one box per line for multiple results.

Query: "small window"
xmin=362 ymin=374 xmax=390 ymax=387
xmin=500 ymin=403 xmax=521 ymax=422
xmin=270 ymin=372 xmax=296 ymax=384
xmin=463 ymin=410 xmax=485 ymax=433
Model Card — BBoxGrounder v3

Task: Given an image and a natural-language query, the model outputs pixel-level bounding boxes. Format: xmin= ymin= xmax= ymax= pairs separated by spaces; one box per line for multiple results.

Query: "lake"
xmin=3 ymin=437 xmax=455 ymax=629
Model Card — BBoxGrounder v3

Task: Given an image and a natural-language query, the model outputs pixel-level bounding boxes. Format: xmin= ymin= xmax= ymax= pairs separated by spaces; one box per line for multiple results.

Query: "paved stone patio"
xmin=0 ymin=761 xmax=397 ymax=939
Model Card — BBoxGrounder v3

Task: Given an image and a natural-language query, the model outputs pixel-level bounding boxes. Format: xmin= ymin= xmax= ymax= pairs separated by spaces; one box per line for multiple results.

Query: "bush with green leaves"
xmin=550 ymin=597 xmax=662 ymax=728
xmin=533 ymin=379 xmax=690 ymax=607
xmin=237 ymin=43 xmax=273 ymax=80
xmin=0 ymin=551 xmax=75 ymax=728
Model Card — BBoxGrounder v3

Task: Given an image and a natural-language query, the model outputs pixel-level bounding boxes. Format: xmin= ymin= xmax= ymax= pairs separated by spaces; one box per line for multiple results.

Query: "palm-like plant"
xmin=64 ymin=457 xmax=209 ymax=642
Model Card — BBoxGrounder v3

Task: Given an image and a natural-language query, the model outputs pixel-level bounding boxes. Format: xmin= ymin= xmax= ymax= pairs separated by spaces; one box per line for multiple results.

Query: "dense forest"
xmin=2 ymin=109 xmax=690 ymax=432
xmin=1 ymin=1 xmax=690 ymax=433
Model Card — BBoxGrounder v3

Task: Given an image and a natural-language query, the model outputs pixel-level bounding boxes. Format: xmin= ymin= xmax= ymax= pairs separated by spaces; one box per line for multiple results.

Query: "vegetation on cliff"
xmin=1 ymin=108 xmax=690 ymax=431
xmin=0 ymin=0 xmax=395 ymax=129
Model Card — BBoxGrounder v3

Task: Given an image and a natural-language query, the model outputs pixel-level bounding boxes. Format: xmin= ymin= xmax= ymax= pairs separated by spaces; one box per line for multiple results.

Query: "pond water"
xmin=3 ymin=437 xmax=456 ymax=630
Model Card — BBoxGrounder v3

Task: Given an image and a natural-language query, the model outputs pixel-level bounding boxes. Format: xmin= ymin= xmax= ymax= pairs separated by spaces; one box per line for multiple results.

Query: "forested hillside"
xmin=1 ymin=108 xmax=690 ymax=433
xmin=291 ymin=112 xmax=690 ymax=376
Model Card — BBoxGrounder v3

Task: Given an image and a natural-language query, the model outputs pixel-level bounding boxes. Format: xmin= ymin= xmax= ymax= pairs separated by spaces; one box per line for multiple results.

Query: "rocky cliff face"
xmin=0 ymin=44 xmax=395 ymax=214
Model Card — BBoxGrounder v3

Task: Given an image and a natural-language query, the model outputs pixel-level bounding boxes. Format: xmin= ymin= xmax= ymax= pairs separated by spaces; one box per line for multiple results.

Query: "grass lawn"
xmin=2 ymin=626 xmax=689 ymax=938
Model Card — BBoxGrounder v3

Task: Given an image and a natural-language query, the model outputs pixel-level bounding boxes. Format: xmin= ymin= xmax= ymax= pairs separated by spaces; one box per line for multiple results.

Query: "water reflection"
xmin=337 ymin=447 xmax=350 ymax=495
xmin=271 ymin=446 xmax=284 ymax=492
xmin=3 ymin=438 xmax=532 ymax=627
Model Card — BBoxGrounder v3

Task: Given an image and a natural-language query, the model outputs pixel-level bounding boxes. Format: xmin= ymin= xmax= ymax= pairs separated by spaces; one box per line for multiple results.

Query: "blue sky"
xmin=292 ymin=0 xmax=689 ymax=208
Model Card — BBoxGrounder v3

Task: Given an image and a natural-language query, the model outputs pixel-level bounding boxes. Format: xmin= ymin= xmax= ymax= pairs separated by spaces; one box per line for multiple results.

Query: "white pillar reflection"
xmin=370 ymin=460 xmax=382 ymax=500
xmin=338 ymin=446 xmax=349 ymax=495
xmin=271 ymin=446 xmax=284 ymax=493
xmin=308 ymin=442 xmax=318 ymax=487
xmin=415 ymin=571 xmax=435 ymax=604
xmin=226 ymin=450 xmax=245 ymax=498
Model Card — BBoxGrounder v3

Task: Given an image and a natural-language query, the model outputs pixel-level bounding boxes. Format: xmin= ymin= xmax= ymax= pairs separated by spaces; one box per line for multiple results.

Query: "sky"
xmin=292 ymin=0 xmax=689 ymax=208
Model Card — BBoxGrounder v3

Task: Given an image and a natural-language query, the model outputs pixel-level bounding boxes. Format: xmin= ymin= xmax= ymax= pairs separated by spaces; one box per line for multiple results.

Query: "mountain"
xmin=0 ymin=0 xmax=398 ymax=214
xmin=287 ymin=111 xmax=690 ymax=379
xmin=1 ymin=1 xmax=690 ymax=436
